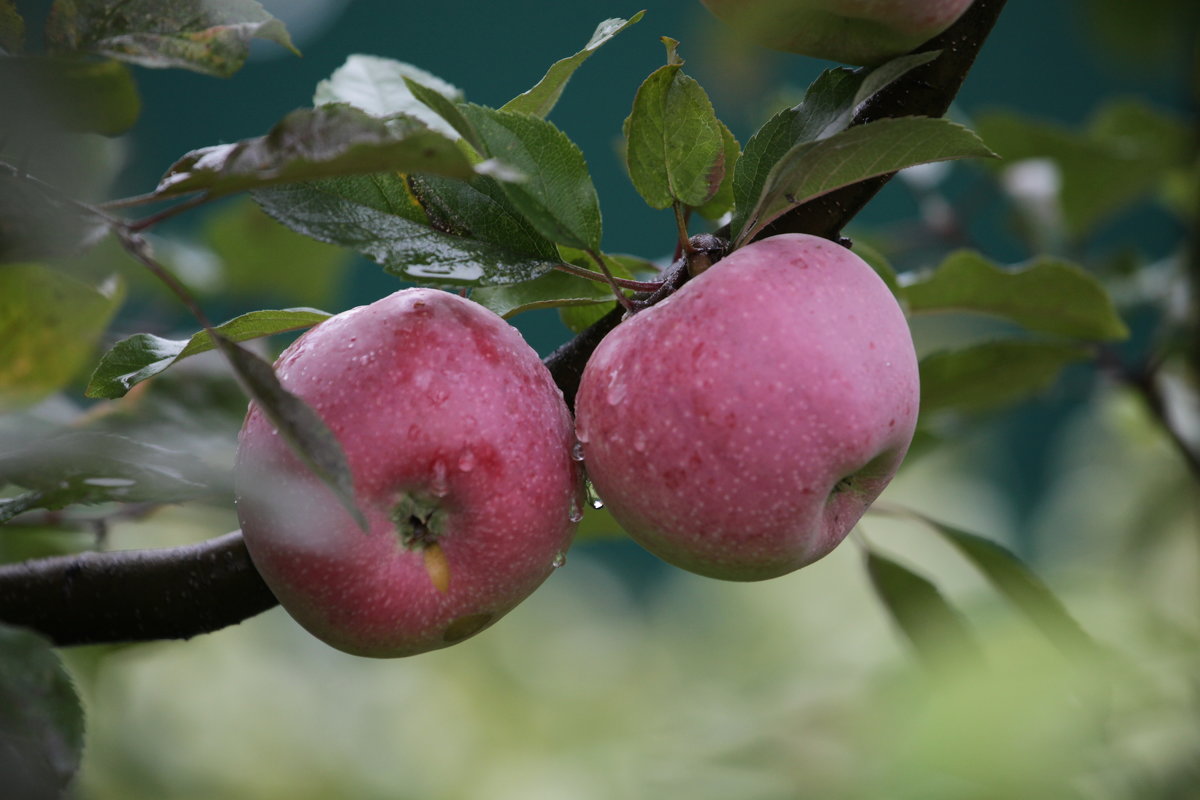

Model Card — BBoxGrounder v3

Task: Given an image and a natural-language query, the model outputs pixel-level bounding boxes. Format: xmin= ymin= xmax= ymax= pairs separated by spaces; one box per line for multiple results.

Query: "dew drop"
xmin=568 ymin=498 xmax=584 ymax=523
xmin=591 ymin=498 xmax=605 ymax=510
xmin=570 ymin=441 xmax=586 ymax=462
xmin=429 ymin=459 xmax=449 ymax=496
xmin=552 ymin=551 xmax=568 ymax=568
xmin=457 ymin=450 xmax=476 ymax=473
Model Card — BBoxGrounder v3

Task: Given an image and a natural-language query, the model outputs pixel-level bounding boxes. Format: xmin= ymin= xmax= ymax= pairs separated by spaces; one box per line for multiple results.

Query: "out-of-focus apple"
xmin=575 ymin=233 xmax=919 ymax=580
xmin=700 ymin=0 xmax=975 ymax=65
xmin=235 ymin=288 xmax=581 ymax=657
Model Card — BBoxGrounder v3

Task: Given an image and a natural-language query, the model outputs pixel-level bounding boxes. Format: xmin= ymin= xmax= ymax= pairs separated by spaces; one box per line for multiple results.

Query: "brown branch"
xmin=0 ymin=532 xmax=276 ymax=646
xmin=0 ymin=0 xmax=1006 ymax=647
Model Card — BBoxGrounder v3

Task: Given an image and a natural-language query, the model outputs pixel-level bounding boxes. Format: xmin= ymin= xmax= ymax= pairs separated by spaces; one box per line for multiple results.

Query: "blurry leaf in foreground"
xmin=0 ymin=56 xmax=140 ymax=137
xmin=919 ymin=340 xmax=1092 ymax=415
xmin=904 ymin=250 xmax=1129 ymax=341
xmin=865 ymin=549 xmax=983 ymax=671
xmin=0 ymin=263 xmax=122 ymax=409
xmin=0 ymin=625 xmax=85 ymax=800
xmin=212 ymin=335 xmax=366 ymax=531
xmin=44 ymin=0 xmax=297 ymax=77
xmin=0 ymin=0 xmax=24 ymax=54
xmin=0 ymin=431 xmax=219 ymax=514
xmin=155 ymin=105 xmax=478 ymax=200
xmin=85 ymin=308 xmax=331 ymax=399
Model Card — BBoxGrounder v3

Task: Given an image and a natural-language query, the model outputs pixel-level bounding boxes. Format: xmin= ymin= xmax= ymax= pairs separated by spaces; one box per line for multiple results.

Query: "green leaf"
xmin=693 ymin=119 xmax=741 ymax=220
xmin=211 ymin=334 xmax=366 ymax=531
xmin=472 ymin=269 xmax=611 ymax=319
xmin=730 ymin=54 xmax=937 ymax=239
xmin=977 ymin=102 xmax=1190 ymax=238
xmin=919 ymin=514 xmax=1099 ymax=657
xmin=314 ymin=55 xmax=464 ymax=139
xmin=865 ymin=550 xmax=983 ymax=670
xmin=0 ymin=264 xmax=122 ymax=409
xmin=44 ymin=0 xmax=297 ymax=77
xmin=0 ymin=625 xmax=85 ymax=798
xmin=0 ymin=56 xmax=140 ymax=136
xmin=472 ymin=250 xmax=644 ymax=318
xmin=254 ymin=180 xmax=559 ymax=287
xmin=919 ymin=340 xmax=1092 ymax=415
xmin=85 ymin=308 xmax=331 ymax=399
xmin=502 ymin=12 xmax=645 ymax=118
xmin=737 ymin=117 xmax=997 ymax=246
xmin=204 ymin=199 xmax=353 ymax=305
xmin=409 ymin=174 xmax=561 ymax=261
xmin=0 ymin=431 xmax=219 ymax=510
xmin=155 ymin=104 xmax=478 ymax=200
xmin=403 ymin=78 xmax=484 ymax=154
xmin=461 ymin=105 xmax=602 ymax=250
xmin=0 ymin=0 xmax=24 ymax=54
xmin=624 ymin=53 xmax=726 ymax=209
xmin=904 ymin=251 xmax=1129 ymax=341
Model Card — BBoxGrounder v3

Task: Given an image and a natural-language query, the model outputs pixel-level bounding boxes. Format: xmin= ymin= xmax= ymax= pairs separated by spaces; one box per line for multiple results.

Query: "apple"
xmin=700 ymin=0 xmax=975 ymax=66
xmin=575 ymin=233 xmax=919 ymax=581
xmin=235 ymin=288 xmax=582 ymax=657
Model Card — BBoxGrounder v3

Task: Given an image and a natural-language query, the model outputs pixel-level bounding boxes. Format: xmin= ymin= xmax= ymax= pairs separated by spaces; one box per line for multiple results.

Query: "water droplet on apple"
xmin=605 ymin=371 xmax=627 ymax=405
xmin=457 ymin=450 xmax=476 ymax=472
xmin=552 ymin=551 xmax=568 ymax=568
xmin=429 ymin=459 xmax=449 ymax=496
xmin=570 ymin=441 xmax=586 ymax=462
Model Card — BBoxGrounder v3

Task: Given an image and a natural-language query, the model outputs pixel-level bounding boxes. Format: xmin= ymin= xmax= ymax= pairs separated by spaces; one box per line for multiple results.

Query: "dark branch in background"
xmin=0 ymin=0 xmax=1007 ymax=648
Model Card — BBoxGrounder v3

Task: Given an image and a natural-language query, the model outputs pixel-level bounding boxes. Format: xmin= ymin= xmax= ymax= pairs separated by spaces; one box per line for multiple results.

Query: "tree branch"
xmin=0 ymin=0 xmax=1007 ymax=647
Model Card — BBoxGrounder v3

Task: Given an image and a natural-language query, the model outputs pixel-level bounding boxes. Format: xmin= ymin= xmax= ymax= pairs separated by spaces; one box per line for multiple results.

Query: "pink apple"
xmin=575 ymin=233 xmax=919 ymax=581
xmin=700 ymin=0 xmax=975 ymax=66
xmin=235 ymin=288 xmax=581 ymax=657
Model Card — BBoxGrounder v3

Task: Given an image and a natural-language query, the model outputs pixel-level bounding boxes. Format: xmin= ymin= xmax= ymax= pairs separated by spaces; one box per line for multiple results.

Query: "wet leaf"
xmin=45 ymin=0 xmax=296 ymax=77
xmin=155 ymin=104 xmax=477 ymax=200
xmin=919 ymin=340 xmax=1092 ymax=415
xmin=904 ymin=251 xmax=1129 ymax=341
xmin=85 ymin=307 xmax=330 ymax=399
xmin=502 ymin=12 xmax=644 ymax=118
xmin=0 ymin=625 xmax=85 ymax=799
xmin=254 ymin=180 xmax=559 ymax=287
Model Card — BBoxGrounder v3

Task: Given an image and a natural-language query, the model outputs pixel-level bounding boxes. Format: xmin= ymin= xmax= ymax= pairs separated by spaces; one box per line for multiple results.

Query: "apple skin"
xmin=575 ymin=233 xmax=919 ymax=581
xmin=700 ymin=0 xmax=975 ymax=66
xmin=235 ymin=288 xmax=581 ymax=657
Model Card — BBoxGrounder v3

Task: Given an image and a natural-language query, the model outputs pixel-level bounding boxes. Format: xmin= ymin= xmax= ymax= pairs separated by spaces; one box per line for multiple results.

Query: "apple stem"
xmin=584 ymin=249 xmax=637 ymax=313
xmin=550 ymin=261 xmax=663 ymax=292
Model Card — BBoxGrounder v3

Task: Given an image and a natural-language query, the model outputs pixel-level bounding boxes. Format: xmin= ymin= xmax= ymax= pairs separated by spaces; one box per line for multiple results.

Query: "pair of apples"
xmin=235 ymin=234 xmax=920 ymax=657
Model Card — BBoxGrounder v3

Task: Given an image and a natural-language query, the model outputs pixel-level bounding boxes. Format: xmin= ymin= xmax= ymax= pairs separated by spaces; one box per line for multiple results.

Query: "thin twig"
xmin=551 ymin=261 xmax=663 ymax=292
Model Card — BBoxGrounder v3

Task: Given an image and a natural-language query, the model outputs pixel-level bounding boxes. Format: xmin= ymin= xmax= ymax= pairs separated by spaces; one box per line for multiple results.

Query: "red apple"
xmin=575 ymin=233 xmax=919 ymax=581
xmin=700 ymin=0 xmax=975 ymax=66
xmin=235 ymin=288 xmax=581 ymax=657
